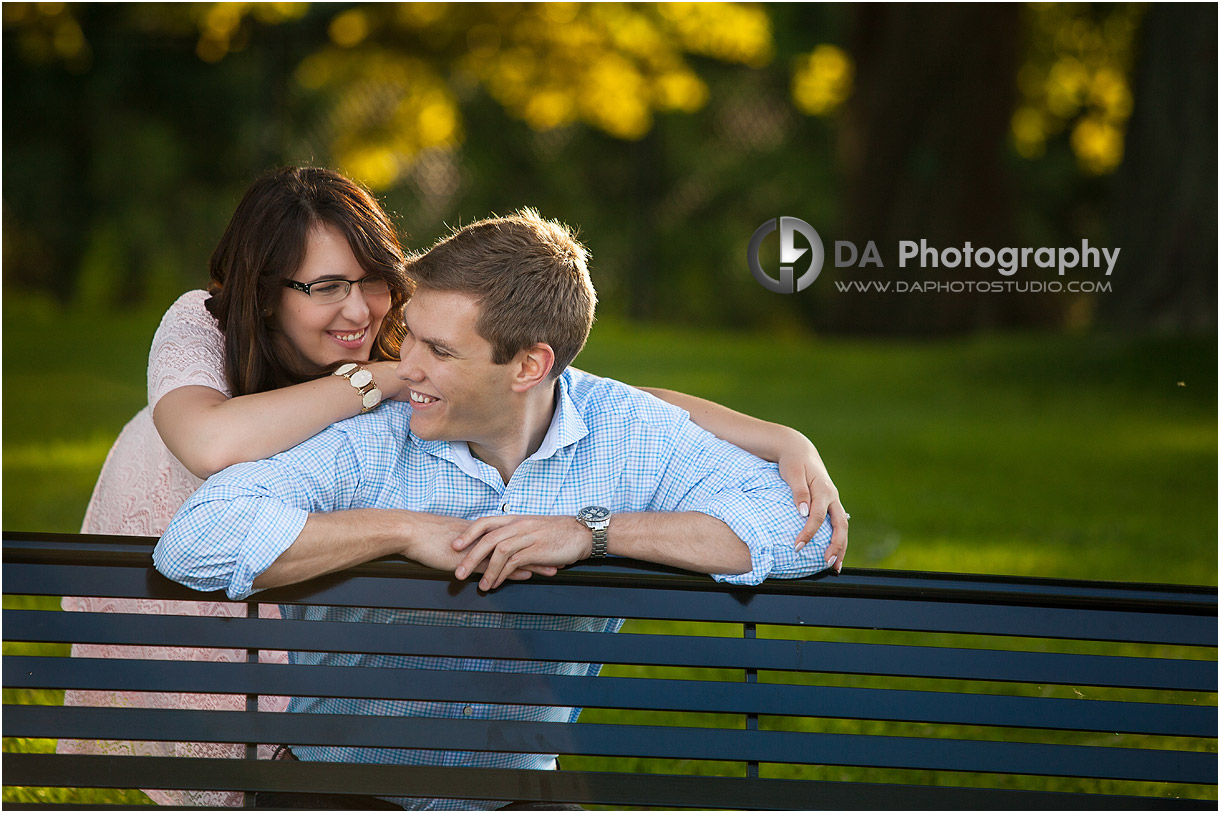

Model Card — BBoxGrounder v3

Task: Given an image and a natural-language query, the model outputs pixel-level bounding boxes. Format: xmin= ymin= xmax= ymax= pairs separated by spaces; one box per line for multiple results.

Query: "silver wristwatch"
xmin=576 ymin=506 xmax=611 ymax=559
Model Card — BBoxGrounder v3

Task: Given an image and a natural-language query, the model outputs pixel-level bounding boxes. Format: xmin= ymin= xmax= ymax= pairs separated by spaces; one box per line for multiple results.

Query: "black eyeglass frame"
xmin=282 ymin=277 xmax=391 ymax=302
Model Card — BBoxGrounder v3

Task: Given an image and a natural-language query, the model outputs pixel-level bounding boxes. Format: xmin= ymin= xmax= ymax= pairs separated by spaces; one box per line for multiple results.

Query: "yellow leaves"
xmin=417 ymin=98 xmax=458 ymax=145
xmin=252 ymin=3 xmax=308 ymax=25
xmin=50 ymin=11 xmax=84 ymax=61
xmin=1070 ymin=116 xmax=1124 ymax=176
xmin=1045 ymin=57 xmax=1090 ymax=118
xmin=3 ymin=2 xmax=91 ymax=71
xmin=193 ymin=2 xmax=305 ymax=63
xmin=524 ymin=90 xmax=578 ymax=132
xmin=292 ymin=3 xmax=779 ymax=181
xmin=189 ymin=2 xmax=307 ymax=63
xmin=581 ymin=53 xmax=651 ymax=140
xmin=1014 ymin=3 xmax=1145 ymax=174
xmin=329 ymin=8 xmax=370 ymax=48
xmin=197 ymin=2 xmax=246 ymax=62
xmin=1089 ymin=67 xmax=1132 ymax=119
xmin=395 ymin=2 xmax=448 ymax=29
xmin=294 ymin=48 xmax=462 ymax=189
xmin=453 ymin=3 xmax=736 ymax=141
xmin=341 ymin=146 xmax=399 ymax=191
xmin=1011 ymin=106 xmax=1048 ymax=159
xmin=655 ymin=70 xmax=707 ymax=113
xmin=658 ymin=2 xmax=773 ymax=68
xmin=791 ymin=44 xmax=853 ymax=116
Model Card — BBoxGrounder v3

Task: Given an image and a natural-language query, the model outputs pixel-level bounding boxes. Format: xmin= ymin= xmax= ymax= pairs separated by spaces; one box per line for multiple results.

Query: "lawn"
xmin=3 ymin=293 xmax=1216 ymax=804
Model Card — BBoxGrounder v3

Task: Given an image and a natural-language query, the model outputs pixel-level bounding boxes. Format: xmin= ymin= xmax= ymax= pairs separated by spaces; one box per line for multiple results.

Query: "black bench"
xmin=3 ymin=531 xmax=1216 ymax=809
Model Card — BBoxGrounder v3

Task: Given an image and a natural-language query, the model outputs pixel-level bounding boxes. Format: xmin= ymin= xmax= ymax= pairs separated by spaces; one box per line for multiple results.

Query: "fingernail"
xmin=799 ymin=502 xmax=809 ymax=518
xmin=795 ymin=541 xmax=805 ymax=552
xmin=826 ymin=555 xmax=838 ymax=574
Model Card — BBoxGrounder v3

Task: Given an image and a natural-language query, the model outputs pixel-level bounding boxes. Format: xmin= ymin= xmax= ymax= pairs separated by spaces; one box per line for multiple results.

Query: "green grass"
xmin=581 ymin=321 xmax=1216 ymax=584
xmin=4 ymin=294 xmax=1216 ymax=804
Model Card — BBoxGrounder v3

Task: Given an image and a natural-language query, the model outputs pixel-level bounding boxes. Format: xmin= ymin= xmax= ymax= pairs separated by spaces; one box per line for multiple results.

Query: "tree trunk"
xmin=1102 ymin=4 xmax=1218 ymax=333
xmin=819 ymin=3 xmax=1026 ymax=335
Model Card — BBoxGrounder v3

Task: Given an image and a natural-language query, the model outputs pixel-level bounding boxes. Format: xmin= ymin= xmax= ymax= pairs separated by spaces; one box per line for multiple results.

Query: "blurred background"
xmin=3 ymin=2 xmax=1216 ymax=583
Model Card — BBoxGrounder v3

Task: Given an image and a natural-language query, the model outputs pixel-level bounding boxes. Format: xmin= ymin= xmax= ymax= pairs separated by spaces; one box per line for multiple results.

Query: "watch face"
xmin=578 ymin=506 xmax=610 ymax=523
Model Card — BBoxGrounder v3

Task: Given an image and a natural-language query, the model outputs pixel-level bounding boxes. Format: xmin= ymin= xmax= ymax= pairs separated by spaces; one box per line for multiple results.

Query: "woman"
xmin=63 ymin=167 xmax=846 ymax=806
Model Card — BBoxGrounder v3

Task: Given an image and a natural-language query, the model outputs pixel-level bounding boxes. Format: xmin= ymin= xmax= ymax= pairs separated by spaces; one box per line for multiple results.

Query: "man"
xmin=155 ymin=209 xmax=842 ymax=810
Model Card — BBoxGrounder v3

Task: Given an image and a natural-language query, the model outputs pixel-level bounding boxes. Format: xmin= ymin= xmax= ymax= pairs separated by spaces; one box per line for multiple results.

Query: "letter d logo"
xmin=748 ymin=217 xmax=824 ymax=294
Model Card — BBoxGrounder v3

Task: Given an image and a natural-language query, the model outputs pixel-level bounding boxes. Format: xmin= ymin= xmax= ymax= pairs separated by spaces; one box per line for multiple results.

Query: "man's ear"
xmin=510 ymin=342 xmax=555 ymax=392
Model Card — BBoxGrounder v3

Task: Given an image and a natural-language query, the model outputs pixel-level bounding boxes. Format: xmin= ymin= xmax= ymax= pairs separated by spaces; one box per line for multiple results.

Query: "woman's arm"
xmin=639 ymin=387 xmax=848 ymax=571
xmin=154 ymin=360 xmax=405 ymax=479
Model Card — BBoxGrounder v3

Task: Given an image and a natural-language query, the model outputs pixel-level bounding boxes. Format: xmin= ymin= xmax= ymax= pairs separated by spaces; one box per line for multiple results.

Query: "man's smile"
xmin=408 ymin=389 xmax=440 ymax=406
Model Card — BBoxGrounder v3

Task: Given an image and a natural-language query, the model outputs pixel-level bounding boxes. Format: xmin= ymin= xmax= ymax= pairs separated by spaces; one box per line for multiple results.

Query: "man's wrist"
xmin=359 ymin=508 xmax=420 ymax=561
xmin=576 ymin=506 xmax=611 ymax=559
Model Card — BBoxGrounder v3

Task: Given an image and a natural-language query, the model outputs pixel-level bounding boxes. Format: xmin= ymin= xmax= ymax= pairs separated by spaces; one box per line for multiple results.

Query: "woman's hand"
xmin=776 ymin=429 xmax=848 ymax=572
xmin=636 ymin=387 xmax=848 ymax=572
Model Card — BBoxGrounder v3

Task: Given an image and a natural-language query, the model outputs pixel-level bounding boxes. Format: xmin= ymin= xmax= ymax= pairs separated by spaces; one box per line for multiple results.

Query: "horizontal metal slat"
xmin=6 ymin=557 xmax=1215 ymax=647
xmin=5 ymin=754 xmax=1211 ymax=810
xmin=5 ymin=706 xmax=1215 ymax=784
xmin=7 ymin=655 xmax=1214 ymax=737
xmin=8 ymin=531 xmax=1215 ymax=615
xmin=8 ymin=609 xmax=1214 ymax=692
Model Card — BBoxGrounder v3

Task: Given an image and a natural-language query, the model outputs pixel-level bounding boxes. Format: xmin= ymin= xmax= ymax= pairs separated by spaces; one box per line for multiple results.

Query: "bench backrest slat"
xmin=9 ymin=754 xmax=1208 ymax=811
xmin=6 ymin=557 xmax=1216 ymax=646
xmin=7 ymin=608 xmax=1216 ymax=692
xmin=7 ymin=705 xmax=1216 ymax=786
xmin=7 ymin=654 xmax=1215 ymax=738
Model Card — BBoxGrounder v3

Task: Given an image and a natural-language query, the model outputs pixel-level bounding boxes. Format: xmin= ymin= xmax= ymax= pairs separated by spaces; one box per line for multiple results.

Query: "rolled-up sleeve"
xmin=154 ymin=427 xmax=362 ymax=600
xmin=647 ymin=416 xmax=833 ymax=585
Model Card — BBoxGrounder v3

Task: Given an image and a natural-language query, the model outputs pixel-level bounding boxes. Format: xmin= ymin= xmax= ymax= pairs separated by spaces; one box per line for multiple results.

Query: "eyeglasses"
xmin=283 ymin=276 xmax=391 ymax=304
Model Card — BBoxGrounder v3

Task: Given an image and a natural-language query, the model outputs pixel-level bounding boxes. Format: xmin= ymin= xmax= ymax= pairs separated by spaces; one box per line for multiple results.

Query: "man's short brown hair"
xmin=407 ymin=209 xmax=596 ymax=378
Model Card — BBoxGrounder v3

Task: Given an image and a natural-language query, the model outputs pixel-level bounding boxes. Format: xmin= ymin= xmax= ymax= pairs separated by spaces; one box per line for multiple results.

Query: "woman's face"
xmin=277 ymin=222 xmax=391 ymax=368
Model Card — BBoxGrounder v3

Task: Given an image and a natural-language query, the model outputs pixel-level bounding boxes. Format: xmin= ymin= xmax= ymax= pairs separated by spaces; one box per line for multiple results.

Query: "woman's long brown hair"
xmin=204 ymin=167 xmax=412 ymax=396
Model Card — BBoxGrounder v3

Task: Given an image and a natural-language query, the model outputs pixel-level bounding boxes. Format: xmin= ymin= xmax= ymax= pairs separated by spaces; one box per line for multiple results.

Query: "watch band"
xmin=333 ymin=362 xmax=383 ymax=412
xmin=590 ymin=527 xmax=608 ymax=559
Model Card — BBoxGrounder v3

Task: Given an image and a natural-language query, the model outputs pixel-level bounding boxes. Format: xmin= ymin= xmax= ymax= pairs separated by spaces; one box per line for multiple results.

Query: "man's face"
xmin=396 ymin=288 xmax=517 ymax=447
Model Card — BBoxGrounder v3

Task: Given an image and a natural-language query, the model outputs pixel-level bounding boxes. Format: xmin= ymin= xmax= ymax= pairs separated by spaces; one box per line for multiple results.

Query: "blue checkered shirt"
xmin=155 ymin=368 xmax=832 ymax=809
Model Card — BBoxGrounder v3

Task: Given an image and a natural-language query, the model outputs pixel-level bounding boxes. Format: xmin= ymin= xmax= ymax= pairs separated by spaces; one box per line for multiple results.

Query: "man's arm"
xmin=154 ymin=428 xmax=390 ymax=599
xmin=452 ymin=398 xmax=834 ymax=590
xmin=250 ymin=509 xmax=451 ymax=591
xmin=154 ymin=423 xmax=554 ymax=599
xmin=250 ymin=509 xmax=554 ymax=591
xmin=453 ymin=511 xmax=752 ymax=591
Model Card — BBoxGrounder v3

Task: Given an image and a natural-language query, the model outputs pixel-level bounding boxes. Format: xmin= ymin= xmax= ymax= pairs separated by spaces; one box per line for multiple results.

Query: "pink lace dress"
xmin=60 ymin=290 xmax=289 ymax=807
